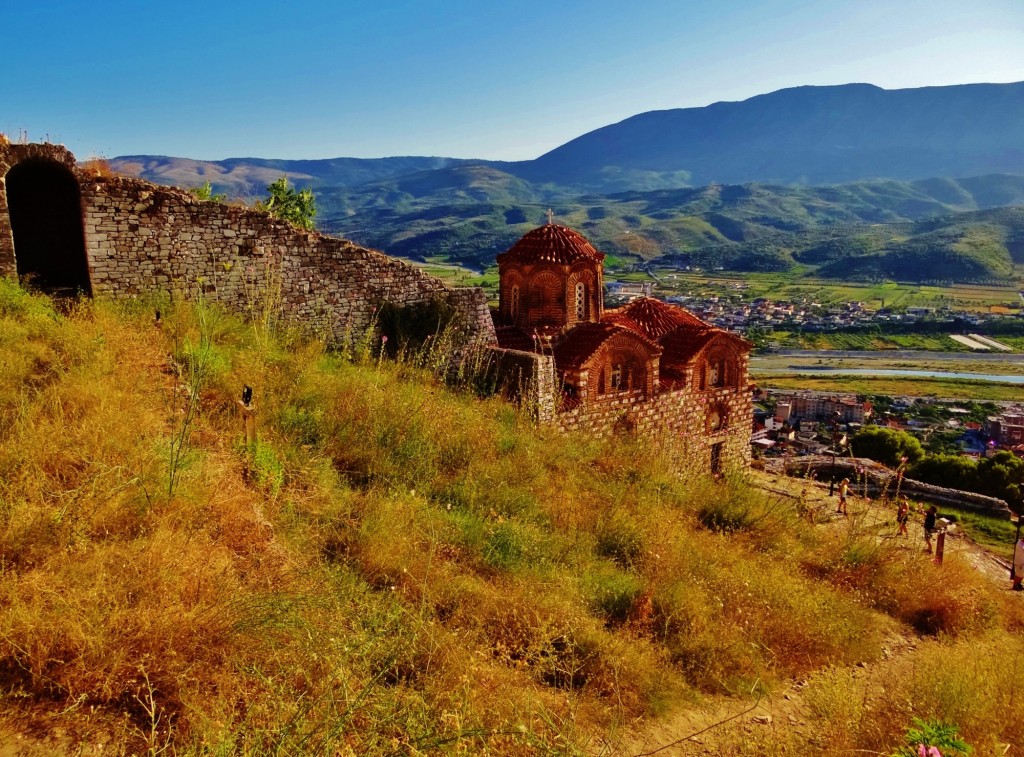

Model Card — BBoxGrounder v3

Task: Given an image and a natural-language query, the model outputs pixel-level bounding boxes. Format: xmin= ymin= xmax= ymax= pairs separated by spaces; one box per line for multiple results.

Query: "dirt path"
xmin=617 ymin=474 xmax=1020 ymax=756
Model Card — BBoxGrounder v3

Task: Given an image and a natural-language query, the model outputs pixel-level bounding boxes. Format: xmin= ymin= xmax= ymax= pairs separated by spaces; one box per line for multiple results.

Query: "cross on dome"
xmin=546 ymin=208 xmax=554 ymax=225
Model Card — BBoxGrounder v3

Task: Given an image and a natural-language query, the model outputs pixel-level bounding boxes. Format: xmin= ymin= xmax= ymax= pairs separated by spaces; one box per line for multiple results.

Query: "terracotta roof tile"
xmin=659 ymin=364 xmax=689 ymax=391
xmin=605 ymin=297 xmax=706 ymax=340
xmin=657 ymin=326 xmax=717 ymax=363
xmin=552 ymin=322 xmax=622 ymax=368
xmin=496 ymin=224 xmax=605 ymax=266
xmin=553 ymin=322 xmax=662 ymax=370
xmin=658 ymin=324 xmax=750 ymax=364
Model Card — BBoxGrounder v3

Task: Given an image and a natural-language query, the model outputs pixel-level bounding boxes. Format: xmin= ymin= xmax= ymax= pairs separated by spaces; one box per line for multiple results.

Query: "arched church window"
xmin=610 ymin=363 xmax=623 ymax=390
xmin=574 ymin=282 xmax=586 ymax=321
xmin=709 ymin=360 xmax=721 ymax=387
xmin=510 ymin=285 xmax=520 ymax=320
xmin=704 ymin=353 xmax=735 ymax=389
xmin=708 ymin=404 xmax=728 ymax=432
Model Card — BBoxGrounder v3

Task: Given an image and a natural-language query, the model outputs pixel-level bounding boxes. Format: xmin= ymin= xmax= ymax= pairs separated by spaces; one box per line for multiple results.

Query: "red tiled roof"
xmin=496 ymin=224 xmax=605 ymax=266
xmin=552 ymin=322 xmax=660 ymax=369
xmin=606 ymin=297 xmax=706 ymax=340
xmin=659 ymin=364 xmax=689 ymax=391
xmin=553 ymin=322 xmax=621 ymax=368
xmin=657 ymin=326 xmax=717 ymax=363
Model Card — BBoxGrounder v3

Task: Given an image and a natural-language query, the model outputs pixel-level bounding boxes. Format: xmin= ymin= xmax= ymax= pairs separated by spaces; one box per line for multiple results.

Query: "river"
xmin=750 ymin=367 xmax=1024 ymax=383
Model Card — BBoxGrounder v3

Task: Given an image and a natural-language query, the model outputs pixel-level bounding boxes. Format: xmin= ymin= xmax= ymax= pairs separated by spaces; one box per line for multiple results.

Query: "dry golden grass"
xmin=78 ymin=157 xmax=117 ymax=178
xmin=0 ymin=280 xmax=1020 ymax=754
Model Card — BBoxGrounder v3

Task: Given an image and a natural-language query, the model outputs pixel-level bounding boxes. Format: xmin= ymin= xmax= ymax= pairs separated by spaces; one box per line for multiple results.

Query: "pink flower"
xmin=918 ymin=745 xmax=927 ymax=757
xmin=381 ymin=335 xmax=388 ymax=343
xmin=928 ymin=748 xmax=942 ymax=757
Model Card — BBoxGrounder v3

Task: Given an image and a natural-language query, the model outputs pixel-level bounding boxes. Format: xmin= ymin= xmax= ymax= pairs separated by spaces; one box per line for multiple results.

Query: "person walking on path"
xmin=923 ymin=505 xmax=938 ymax=554
xmin=836 ymin=478 xmax=849 ymax=516
xmin=896 ymin=496 xmax=910 ymax=538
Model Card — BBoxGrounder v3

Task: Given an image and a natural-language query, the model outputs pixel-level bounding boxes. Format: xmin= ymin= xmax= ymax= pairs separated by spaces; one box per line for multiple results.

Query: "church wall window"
xmin=574 ymin=282 xmax=586 ymax=321
xmin=610 ymin=363 xmax=623 ymax=390
xmin=702 ymin=352 xmax=738 ymax=390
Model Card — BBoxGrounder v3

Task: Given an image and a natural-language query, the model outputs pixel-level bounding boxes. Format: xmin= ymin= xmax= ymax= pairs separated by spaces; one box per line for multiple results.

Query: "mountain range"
xmin=108 ymin=81 xmax=1024 ymax=282
xmin=112 ymin=81 xmax=1024 ymax=194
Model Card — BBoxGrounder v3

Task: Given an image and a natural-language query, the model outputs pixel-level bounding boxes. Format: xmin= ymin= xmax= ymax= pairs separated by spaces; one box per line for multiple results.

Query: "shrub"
xmin=595 ymin=512 xmax=645 ymax=567
xmin=257 ymin=176 xmax=317 ymax=230
xmin=584 ymin=563 xmax=643 ymax=622
xmin=851 ymin=426 xmax=925 ymax=467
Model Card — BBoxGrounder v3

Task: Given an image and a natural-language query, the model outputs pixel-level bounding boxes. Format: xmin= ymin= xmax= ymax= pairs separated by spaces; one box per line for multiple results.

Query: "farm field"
xmin=997 ymin=335 xmax=1024 ymax=350
xmin=755 ymin=373 xmax=1024 ymax=401
xmin=648 ymin=269 xmax=1024 ymax=312
xmin=768 ymin=330 xmax=968 ymax=351
xmin=399 ymin=257 xmax=495 ymax=289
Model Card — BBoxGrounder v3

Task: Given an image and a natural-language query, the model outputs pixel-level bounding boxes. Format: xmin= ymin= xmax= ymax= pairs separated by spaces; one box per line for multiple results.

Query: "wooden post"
xmin=238 ymin=400 xmax=257 ymax=447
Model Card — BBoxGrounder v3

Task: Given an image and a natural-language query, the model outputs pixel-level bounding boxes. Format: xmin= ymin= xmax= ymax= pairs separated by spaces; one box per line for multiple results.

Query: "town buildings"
xmin=772 ymin=392 xmax=872 ymax=423
xmin=985 ymin=410 xmax=1024 ymax=449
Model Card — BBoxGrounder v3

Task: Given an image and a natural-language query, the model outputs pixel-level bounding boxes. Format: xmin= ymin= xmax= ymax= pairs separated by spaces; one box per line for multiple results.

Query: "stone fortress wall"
xmin=0 ymin=141 xmax=495 ymax=348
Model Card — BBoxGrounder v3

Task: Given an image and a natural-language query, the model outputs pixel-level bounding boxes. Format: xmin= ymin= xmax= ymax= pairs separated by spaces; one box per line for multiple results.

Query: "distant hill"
xmin=114 ymin=82 xmax=1024 ymax=197
xmin=812 ymin=206 xmax=1024 ymax=282
xmin=514 ymin=82 xmax=1024 ymax=190
xmin=315 ymin=169 xmax=1024 ymax=281
xmin=109 ymin=155 xmax=470 ymax=197
xmin=108 ymin=81 xmax=1024 ymax=281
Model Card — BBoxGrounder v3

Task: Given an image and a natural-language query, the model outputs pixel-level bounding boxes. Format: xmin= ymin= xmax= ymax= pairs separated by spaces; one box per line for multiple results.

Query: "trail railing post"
xmin=1012 ymin=514 xmax=1023 ymax=591
xmin=238 ymin=385 xmax=256 ymax=448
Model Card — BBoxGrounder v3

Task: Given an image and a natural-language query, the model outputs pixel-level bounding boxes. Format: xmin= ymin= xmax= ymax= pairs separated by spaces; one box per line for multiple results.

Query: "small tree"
xmin=189 ymin=180 xmax=226 ymax=203
xmin=259 ymin=176 xmax=317 ymax=230
xmin=975 ymin=450 xmax=1024 ymax=504
xmin=851 ymin=426 xmax=925 ymax=468
xmin=910 ymin=454 xmax=978 ymax=490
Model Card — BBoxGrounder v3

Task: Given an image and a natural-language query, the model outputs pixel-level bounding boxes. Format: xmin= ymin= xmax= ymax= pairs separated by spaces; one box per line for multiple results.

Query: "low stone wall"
xmin=78 ymin=175 xmax=495 ymax=347
xmin=0 ymin=142 xmax=495 ymax=351
xmin=472 ymin=347 xmax=557 ymax=423
xmin=779 ymin=455 xmax=1014 ymax=519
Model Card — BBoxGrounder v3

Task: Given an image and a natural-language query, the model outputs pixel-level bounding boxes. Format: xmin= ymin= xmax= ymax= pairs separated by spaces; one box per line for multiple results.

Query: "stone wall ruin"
xmin=0 ymin=141 xmax=495 ymax=349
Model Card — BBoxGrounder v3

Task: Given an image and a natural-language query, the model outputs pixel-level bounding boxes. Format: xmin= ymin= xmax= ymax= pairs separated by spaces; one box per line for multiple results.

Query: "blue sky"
xmin=3 ymin=0 xmax=1023 ymax=161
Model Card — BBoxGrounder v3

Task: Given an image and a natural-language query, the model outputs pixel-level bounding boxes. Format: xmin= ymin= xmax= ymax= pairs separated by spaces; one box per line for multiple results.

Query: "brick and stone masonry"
xmin=0 ymin=140 xmax=753 ymax=473
xmin=0 ymin=141 xmax=495 ymax=349
xmin=488 ymin=223 xmax=754 ymax=473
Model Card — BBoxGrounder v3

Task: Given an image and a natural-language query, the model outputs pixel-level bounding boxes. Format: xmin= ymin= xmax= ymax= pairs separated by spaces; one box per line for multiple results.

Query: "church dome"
xmin=497 ymin=224 xmax=605 ymax=266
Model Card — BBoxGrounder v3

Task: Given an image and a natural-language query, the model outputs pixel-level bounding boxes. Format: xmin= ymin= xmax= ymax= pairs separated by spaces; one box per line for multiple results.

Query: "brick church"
xmin=491 ymin=222 xmax=753 ymax=472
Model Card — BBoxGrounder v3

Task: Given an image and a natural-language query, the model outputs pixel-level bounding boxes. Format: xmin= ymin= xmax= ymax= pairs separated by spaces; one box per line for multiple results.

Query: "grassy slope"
xmin=1 ymin=282 xmax=1022 ymax=754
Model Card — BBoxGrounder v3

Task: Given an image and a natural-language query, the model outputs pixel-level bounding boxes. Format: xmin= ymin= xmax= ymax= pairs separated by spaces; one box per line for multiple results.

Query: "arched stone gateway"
xmin=6 ymin=158 xmax=91 ymax=295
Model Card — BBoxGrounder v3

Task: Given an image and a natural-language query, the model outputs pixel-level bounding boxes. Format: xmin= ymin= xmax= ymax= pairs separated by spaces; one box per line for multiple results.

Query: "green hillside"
xmin=317 ymin=171 xmax=1024 ymax=282
xmin=3 ymin=281 xmax=1022 ymax=753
